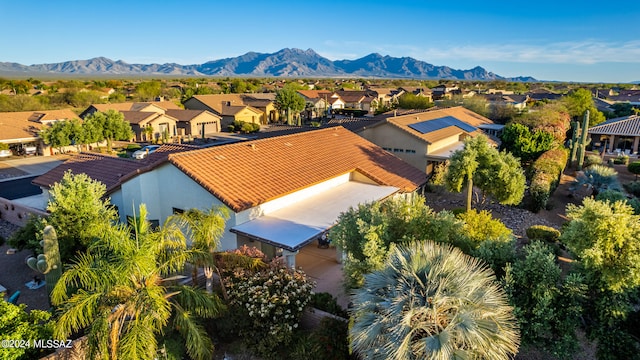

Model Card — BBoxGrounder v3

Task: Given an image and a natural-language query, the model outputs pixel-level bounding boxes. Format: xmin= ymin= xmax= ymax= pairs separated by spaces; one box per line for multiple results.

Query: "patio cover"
xmin=230 ymin=181 xmax=399 ymax=251
xmin=426 ymin=141 xmax=465 ymax=160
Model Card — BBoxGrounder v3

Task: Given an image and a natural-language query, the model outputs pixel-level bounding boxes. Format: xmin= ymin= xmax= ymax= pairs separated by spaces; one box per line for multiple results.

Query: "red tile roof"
xmin=168 ymin=126 xmax=427 ymax=212
xmin=32 ymin=144 xmax=199 ymax=194
xmin=0 ymin=109 xmax=81 ymax=142
xmin=385 ymin=106 xmax=493 ymax=144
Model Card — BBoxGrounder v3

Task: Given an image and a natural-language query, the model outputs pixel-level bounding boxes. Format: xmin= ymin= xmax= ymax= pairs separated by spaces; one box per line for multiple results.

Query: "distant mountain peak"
xmin=0 ymin=48 xmax=536 ymax=81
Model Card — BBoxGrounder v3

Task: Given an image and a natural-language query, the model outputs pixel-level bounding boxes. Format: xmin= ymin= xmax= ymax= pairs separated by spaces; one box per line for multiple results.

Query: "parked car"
xmin=23 ymin=146 xmax=37 ymax=156
xmin=0 ymin=149 xmax=12 ymax=158
xmin=132 ymin=145 xmax=160 ymax=159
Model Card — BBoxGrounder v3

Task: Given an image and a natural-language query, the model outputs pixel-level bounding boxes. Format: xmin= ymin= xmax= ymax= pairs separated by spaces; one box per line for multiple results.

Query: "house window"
xmin=406 ymin=149 xmax=416 ymax=154
xmin=126 ymin=216 xmax=160 ymax=230
xmin=393 ymin=148 xmax=404 ymax=153
xmin=172 ymin=207 xmax=184 ymax=214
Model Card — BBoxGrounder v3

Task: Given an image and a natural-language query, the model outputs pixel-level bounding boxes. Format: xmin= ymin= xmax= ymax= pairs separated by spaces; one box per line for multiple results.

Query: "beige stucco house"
xmin=0 ymin=109 xmax=82 ymax=156
xmin=183 ymin=94 xmax=276 ymax=125
xmin=34 ymin=127 xmax=426 ymax=267
xmin=121 ymin=111 xmax=178 ymax=142
xmin=165 ymin=109 xmax=222 ymax=138
xmin=357 ymin=106 xmax=496 ymax=175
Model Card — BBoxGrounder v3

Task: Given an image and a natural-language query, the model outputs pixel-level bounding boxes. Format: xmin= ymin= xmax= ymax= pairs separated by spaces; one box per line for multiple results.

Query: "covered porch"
xmin=589 ymin=115 xmax=640 ymax=156
xmin=230 ymin=180 xmax=399 ymax=269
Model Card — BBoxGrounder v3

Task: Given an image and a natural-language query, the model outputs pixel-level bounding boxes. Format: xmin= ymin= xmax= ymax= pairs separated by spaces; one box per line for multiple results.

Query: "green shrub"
xmin=126 ymin=144 xmax=141 ymax=151
xmin=7 ymin=215 xmax=44 ymax=254
xmin=624 ymin=181 xmax=640 ymax=197
xmin=427 ymin=161 xmax=448 ymax=193
xmin=528 ymin=148 xmax=569 ymax=212
xmin=526 ymin=225 xmax=561 ymax=242
xmin=310 ymin=121 xmax=321 ymax=127
xmin=309 ymin=292 xmax=348 ymax=318
xmin=629 ymin=161 xmax=640 ymax=178
xmin=596 ymin=190 xmax=640 ymax=215
xmin=223 ymin=261 xmax=315 ymax=357
xmin=614 ymin=155 xmax=630 ymax=165
xmin=310 ymin=317 xmax=351 ymax=360
xmin=0 ymin=143 xmax=9 ymax=150
xmin=456 ymin=210 xmax=516 ymax=277
xmin=585 ymin=154 xmax=603 ymax=168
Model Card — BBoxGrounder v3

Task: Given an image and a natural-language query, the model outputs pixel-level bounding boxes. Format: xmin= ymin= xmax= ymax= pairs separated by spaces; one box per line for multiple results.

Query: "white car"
xmin=0 ymin=149 xmax=12 ymax=158
xmin=132 ymin=145 xmax=160 ymax=159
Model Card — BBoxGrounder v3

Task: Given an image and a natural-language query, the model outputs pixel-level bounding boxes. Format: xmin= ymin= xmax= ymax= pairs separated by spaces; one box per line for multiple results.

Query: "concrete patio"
xmin=296 ymin=241 xmax=350 ymax=309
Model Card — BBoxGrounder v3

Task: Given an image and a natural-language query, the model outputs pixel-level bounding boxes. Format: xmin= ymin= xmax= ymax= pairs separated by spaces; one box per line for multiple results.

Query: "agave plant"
xmin=350 ymin=241 xmax=520 ymax=360
xmin=574 ymin=164 xmax=622 ymax=195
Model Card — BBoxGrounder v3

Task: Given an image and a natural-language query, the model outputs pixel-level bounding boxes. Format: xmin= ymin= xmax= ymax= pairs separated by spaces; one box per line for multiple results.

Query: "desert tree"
xmin=445 ymin=134 xmax=526 ymax=211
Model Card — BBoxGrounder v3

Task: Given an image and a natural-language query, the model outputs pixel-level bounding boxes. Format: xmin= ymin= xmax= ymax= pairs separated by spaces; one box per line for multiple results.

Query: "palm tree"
xmin=170 ymin=206 xmax=229 ymax=294
xmin=350 ymin=241 xmax=520 ymax=360
xmin=51 ymin=205 xmax=225 ymax=360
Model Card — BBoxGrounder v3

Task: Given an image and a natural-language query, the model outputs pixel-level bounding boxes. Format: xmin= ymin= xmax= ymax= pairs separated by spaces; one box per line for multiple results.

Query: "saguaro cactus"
xmin=26 ymin=225 xmax=62 ymax=295
xmin=577 ymin=110 xmax=591 ymax=170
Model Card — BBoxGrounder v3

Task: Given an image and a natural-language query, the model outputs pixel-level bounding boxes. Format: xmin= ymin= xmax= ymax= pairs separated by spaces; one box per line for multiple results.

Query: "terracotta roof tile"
xmin=32 ymin=144 xmax=199 ymax=193
xmin=169 ymin=127 xmax=427 ymax=212
xmin=189 ymin=94 xmax=273 ymax=115
xmin=165 ymin=109 xmax=218 ymax=122
xmin=0 ymin=109 xmax=81 ymax=142
xmin=120 ymin=111 xmax=159 ymax=124
xmin=386 ymin=106 xmax=493 ymax=144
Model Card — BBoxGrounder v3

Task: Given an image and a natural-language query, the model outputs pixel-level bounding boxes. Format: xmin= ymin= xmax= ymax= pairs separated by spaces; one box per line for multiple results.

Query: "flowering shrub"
xmin=223 ymin=260 xmax=315 ymax=356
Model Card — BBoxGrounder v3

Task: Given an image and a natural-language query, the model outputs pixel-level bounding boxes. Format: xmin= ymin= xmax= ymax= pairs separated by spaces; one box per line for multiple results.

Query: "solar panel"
xmin=408 ymin=116 xmax=477 ymax=134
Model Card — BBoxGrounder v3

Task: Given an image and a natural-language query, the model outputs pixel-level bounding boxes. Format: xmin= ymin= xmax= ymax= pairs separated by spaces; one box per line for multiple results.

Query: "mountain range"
xmin=0 ymin=48 xmax=536 ymax=81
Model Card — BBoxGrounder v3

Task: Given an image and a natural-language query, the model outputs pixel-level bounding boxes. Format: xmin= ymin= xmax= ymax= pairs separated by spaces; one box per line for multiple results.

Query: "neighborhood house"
xmin=33 ymin=127 xmax=427 ymax=267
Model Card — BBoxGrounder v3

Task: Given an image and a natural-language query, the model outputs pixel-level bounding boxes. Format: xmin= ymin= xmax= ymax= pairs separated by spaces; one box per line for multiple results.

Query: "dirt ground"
xmin=0 ymin=243 xmax=51 ymax=311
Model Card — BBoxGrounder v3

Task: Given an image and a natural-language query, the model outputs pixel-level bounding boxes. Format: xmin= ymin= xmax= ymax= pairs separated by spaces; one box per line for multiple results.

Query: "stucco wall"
xmin=0 ymin=197 xmax=48 ymax=226
xmin=116 ymin=164 xmax=238 ymax=250
xmin=359 ymin=123 xmax=427 ymax=173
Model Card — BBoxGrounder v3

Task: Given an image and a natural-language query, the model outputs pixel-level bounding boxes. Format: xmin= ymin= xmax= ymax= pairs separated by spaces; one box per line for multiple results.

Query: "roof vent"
xmin=250 ymin=144 xmax=256 ymax=150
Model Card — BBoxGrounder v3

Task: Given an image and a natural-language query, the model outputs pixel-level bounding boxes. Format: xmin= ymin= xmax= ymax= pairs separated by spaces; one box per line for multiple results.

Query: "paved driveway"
xmin=0 ymin=156 xmax=66 ymax=182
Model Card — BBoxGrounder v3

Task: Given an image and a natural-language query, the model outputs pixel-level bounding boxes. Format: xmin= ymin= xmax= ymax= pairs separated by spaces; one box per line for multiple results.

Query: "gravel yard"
xmin=0 ymin=222 xmax=51 ymax=311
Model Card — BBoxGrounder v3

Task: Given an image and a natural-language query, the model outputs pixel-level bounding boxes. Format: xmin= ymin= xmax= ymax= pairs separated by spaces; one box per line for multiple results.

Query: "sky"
xmin=1 ymin=0 xmax=639 ymax=83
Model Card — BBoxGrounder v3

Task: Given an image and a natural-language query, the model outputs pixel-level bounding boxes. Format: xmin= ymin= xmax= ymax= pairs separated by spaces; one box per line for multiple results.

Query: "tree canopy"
xmin=504 ymin=241 xmax=586 ymax=358
xmin=45 ymin=171 xmax=118 ymax=260
xmin=0 ymin=299 xmax=54 ymax=360
xmin=561 ymin=197 xmax=640 ymax=293
xmin=82 ymin=109 xmax=133 ymax=151
xmin=274 ymin=88 xmax=305 ymax=125
xmin=51 ymin=205 xmax=224 ymax=360
xmin=499 ymin=123 xmax=556 ymax=162
xmin=562 ymin=88 xmax=605 ymax=126
xmin=445 ymin=135 xmax=526 ymax=211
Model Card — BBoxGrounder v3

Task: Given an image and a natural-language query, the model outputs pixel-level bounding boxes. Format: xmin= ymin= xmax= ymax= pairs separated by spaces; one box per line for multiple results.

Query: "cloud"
xmin=321 ymin=40 xmax=640 ymax=64
xmin=419 ymin=41 xmax=640 ymax=64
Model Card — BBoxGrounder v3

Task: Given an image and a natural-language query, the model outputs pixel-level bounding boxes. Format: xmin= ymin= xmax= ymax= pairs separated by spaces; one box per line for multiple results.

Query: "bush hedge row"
xmin=529 ymin=148 xmax=569 ymax=212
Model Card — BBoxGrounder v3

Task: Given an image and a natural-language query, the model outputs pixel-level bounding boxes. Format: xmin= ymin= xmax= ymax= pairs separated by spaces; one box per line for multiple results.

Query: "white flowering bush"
xmin=223 ymin=260 xmax=315 ymax=356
